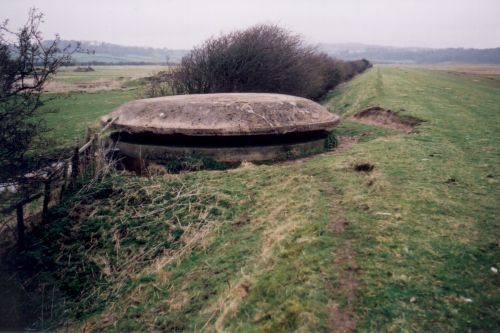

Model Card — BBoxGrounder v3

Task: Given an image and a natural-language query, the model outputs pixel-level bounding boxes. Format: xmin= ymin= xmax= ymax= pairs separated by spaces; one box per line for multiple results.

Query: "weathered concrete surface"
xmin=116 ymin=138 xmax=326 ymax=162
xmin=101 ymin=93 xmax=339 ymax=136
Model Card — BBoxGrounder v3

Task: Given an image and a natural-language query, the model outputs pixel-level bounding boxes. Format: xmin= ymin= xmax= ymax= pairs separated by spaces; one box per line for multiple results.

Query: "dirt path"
xmin=284 ymin=134 xmax=362 ymax=332
xmin=322 ymin=182 xmax=359 ymax=333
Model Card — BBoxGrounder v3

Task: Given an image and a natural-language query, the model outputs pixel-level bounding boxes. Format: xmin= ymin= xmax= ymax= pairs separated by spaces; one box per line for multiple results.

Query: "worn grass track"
xmin=320 ymin=65 xmax=500 ymax=331
xmin=3 ymin=65 xmax=499 ymax=332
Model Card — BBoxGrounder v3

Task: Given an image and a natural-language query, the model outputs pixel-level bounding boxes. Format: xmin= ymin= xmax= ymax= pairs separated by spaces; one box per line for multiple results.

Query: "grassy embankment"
xmin=13 ymin=66 xmax=499 ymax=332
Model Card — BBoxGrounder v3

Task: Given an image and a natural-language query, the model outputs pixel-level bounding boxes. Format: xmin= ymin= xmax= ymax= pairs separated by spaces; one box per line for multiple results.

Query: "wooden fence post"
xmin=59 ymin=163 xmax=68 ymax=203
xmin=16 ymin=203 xmax=25 ymax=251
xmin=71 ymin=147 xmax=79 ymax=188
xmin=91 ymin=133 xmax=99 ymax=154
xmin=93 ymin=133 xmax=103 ymax=173
xmin=84 ymin=127 xmax=92 ymax=145
xmin=84 ymin=127 xmax=92 ymax=170
xmin=42 ymin=180 xmax=51 ymax=224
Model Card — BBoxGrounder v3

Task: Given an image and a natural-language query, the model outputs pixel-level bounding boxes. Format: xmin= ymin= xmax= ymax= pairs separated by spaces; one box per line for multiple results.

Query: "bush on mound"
xmin=149 ymin=24 xmax=371 ymax=100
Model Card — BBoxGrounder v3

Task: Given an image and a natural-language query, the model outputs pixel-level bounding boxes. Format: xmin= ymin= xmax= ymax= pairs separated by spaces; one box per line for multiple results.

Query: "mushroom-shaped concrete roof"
xmin=101 ymin=93 xmax=339 ymax=136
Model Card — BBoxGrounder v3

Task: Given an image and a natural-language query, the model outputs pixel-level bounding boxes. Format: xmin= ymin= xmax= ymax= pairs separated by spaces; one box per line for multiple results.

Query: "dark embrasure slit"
xmin=111 ymin=130 xmax=329 ymax=148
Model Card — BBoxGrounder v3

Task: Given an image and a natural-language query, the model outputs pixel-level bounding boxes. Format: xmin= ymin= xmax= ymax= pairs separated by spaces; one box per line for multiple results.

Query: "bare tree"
xmin=0 ymin=8 xmax=80 ymax=181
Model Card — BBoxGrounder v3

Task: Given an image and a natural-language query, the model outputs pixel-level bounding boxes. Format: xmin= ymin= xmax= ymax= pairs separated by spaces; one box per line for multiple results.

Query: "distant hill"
xmin=319 ymin=43 xmax=500 ymax=64
xmin=47 ymin=40 xmax=189 ymax=64
xmin=47 ymin=40 xmax=500 ymax=65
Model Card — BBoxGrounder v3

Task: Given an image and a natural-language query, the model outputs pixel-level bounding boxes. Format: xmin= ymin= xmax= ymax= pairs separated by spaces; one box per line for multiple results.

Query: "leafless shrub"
xmin=143 ymin=70 xmax=175 ymax=98
xmin=163 ymin=24 xmax=371 ymax=100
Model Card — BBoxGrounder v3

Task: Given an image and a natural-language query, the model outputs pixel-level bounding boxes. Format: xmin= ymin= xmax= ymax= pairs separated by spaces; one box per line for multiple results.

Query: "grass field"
xmin=40 ymin=90 xmax=139 ymax=148
xmin=406 ymin=64 xmax=500 ymax=76
xmin=8 ymin=65 xmax=499 ymax=332
xmin=49 ymin=65 xmax=166 ymax=85
xmin=42 ymin=65 xmax=166 ymax=93
xmin=37 ymin=66 xmax=169 ymax=150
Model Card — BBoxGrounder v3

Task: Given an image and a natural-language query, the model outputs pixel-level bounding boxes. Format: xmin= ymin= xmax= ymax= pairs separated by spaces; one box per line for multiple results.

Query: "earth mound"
xmin=352 ymin=107 xmax=423 ymax=132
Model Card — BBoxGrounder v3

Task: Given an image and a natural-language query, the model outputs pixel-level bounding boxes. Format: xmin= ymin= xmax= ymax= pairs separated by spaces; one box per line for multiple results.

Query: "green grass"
xmin=36 ymin=66 xmax=168 ymax=150
xmin=320 ymin=66 xmax=500 ymax=331
xmin=39 ymin=90 xmax=138 ymax=148
xmin=9 ymin=65 xmax=500 ymax=332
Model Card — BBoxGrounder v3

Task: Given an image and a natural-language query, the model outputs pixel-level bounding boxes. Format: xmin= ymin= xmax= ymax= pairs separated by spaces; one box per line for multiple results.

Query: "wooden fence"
xmin=0 ymin=118 xmax=117 ymax=251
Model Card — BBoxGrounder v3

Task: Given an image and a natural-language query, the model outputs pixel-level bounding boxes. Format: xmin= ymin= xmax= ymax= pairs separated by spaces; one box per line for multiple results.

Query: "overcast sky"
xmin=1 ymin=0 xmax=499 ymax=49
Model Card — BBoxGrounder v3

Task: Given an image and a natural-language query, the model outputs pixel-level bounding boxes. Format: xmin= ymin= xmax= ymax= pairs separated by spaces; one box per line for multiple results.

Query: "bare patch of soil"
xmin=445 ymin=177 xmax=458 ymax=184
xmin=352 ymin=107 xmax=423 ymax=132
xmin=322 ymin=184 xmax=359 ymax=333
xmin=354 ymin=163 xmax=374 ymax=172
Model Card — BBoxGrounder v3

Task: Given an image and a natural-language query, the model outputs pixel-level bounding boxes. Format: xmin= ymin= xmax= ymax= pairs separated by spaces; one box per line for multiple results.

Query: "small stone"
xmin=410 ymin=297 xmax=416 ymax=303
xmin=491 ymin=267 xmax=498 ymax=274
xmin=375 ymin=212 xmax=392 ymax=216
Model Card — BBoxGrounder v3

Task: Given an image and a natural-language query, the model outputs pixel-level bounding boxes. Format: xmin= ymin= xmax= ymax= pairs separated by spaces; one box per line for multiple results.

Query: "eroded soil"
xmin=352 ymin=107 xmax=423 ymax=132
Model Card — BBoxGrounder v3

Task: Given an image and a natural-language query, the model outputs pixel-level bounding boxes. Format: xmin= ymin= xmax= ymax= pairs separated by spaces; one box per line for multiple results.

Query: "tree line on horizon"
xmin=48 ymin=40 xmax=500 ymax=66
xmin=324 ymin=45 xmax=500 ymax=64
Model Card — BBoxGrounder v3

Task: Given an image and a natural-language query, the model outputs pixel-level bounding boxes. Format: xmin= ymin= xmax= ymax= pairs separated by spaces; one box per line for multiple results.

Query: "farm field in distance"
xmin=12 ymin=65 xmax=499 ymax=331
xmin=407 ymin=64 xmax=500 ymax=76
xmin=45 ymin=65 xmax=167 ymax=92
xmin=38 ymin=66 xmax=167 ymax=149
